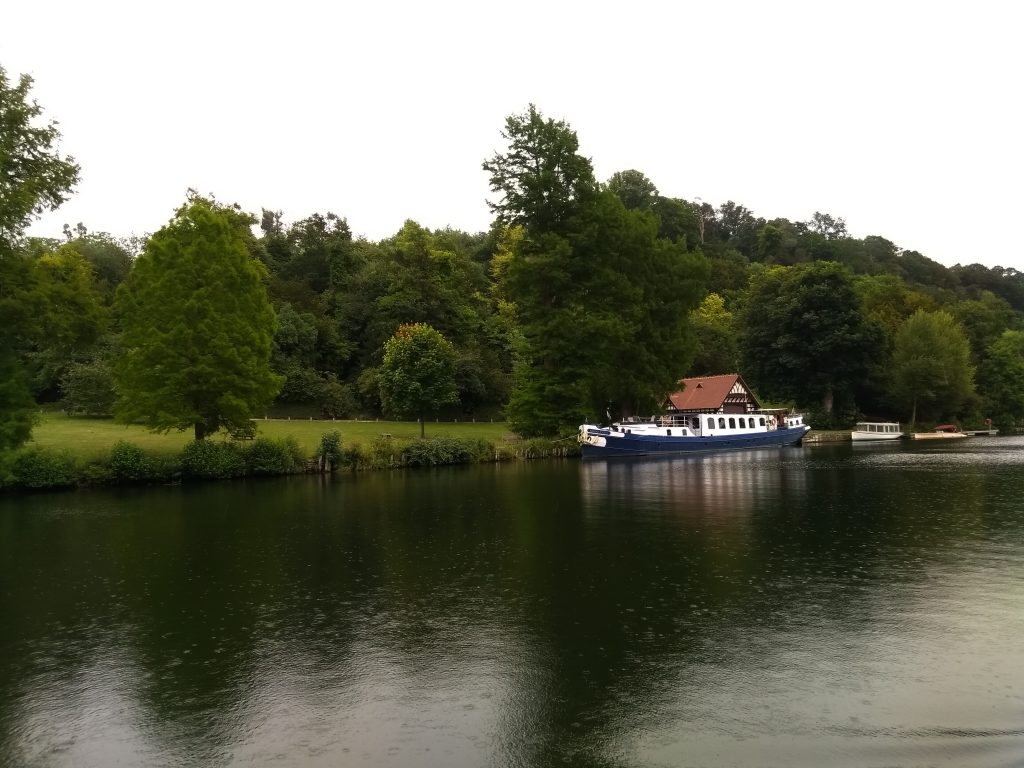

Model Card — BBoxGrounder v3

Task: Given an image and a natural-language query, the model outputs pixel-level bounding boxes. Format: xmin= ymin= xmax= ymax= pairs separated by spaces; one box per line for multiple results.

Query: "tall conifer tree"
xmin=485 ymin=107 xmax=707 ymax=435
xmin=115 ymin=196 xmax=281 ymax=440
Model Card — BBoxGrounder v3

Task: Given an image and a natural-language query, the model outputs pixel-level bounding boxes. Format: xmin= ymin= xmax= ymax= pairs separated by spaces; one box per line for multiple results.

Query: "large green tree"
xmin=487 ymin=107 xmax=707 ymax=435
xmin=0 ymin=67 xmax=80 ymax=251
xmin=114 ymin=196 xmax=281 ymax=440
xmin=378 ymin=323 xmax=458 ymax=437
xmin=482 ymin=104 xmax=597 ymax=235
xmin=890 ymin=309 xmax=975 ymax=426
xmin=977 ymin=330 xmax=1024 ymax=431
xmin=689 ymin=293 xmax=739 ymax=375
xmin=740 ymin=261 xmax=882 ymax=413
xmin=26 ymin=246 xmax=108 ymax=399
xmin=952 ymin=291 xmax=1019 ymax=364
xmin=607 ymin=169 xmax=658 ymax=211
xmin=350 ymin=220 xmax=503 ymax=415
xmin=0 ymin=66 xmax=80 ymax=450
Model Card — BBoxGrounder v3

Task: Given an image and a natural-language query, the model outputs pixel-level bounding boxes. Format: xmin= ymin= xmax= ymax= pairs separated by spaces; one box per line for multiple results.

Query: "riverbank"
xmin=1 ymin=414 xmax=578 ymax=492
xmin=3 ymin=417 xmax=870 ymax=493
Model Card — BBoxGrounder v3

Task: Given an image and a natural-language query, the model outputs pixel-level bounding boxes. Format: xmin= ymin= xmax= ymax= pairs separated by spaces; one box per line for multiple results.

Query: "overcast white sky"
xmin=4 ymin=0 xmax=1022 ymax=270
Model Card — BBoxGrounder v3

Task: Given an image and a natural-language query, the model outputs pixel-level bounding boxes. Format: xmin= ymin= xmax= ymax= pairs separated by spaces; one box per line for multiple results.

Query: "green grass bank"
xmin=1 ymin=414 xmax=578 ymax=492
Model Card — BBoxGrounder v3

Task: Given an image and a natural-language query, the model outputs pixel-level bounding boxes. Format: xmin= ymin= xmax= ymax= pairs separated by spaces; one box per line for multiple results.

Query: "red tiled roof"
xmin=667 ymin=374 xmax=759 ymax=411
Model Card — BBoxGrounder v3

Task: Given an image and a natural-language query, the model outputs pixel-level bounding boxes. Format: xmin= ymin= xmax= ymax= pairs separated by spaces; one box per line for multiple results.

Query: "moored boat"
xmin=578 ymin=412 xmax=810 ymax=458
xmin=911 ymin=424 xmax=967 ymax=440
xmin=851 ymin=421 xmax=903 ymax=441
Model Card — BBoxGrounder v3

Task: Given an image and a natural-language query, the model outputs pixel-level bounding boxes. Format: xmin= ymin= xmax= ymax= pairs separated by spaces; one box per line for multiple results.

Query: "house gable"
xmin=666 ymin=373 xmax=761 ymax=414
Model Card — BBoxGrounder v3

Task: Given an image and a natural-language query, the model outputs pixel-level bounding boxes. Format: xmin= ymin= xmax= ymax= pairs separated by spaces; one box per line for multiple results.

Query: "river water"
xmin=2 ymin=438 xmax=1023 ymax=767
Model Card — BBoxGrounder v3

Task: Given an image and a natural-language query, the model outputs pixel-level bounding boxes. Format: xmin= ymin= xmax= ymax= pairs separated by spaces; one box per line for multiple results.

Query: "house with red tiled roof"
xmin=665 ymin=374 xmax=761 ymax=415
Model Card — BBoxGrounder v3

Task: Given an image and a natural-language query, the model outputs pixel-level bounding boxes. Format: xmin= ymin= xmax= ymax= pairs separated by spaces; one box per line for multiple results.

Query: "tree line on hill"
xmin=3 ymin=66 xmax=1024 ymax=454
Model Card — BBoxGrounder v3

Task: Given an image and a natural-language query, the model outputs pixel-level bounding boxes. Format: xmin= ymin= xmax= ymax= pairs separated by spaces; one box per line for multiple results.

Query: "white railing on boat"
xmin=597 ymin=410 xmax=806 ymax=438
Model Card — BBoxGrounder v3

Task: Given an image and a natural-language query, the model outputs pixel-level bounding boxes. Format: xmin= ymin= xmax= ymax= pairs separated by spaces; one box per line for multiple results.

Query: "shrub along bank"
xmin=0 ymin=431 xmax=579 ymax=492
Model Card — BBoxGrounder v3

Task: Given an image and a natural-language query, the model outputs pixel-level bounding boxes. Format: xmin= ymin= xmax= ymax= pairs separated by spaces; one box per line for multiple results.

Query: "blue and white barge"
xmin=578 ymin=412 xmax=810 ymax=458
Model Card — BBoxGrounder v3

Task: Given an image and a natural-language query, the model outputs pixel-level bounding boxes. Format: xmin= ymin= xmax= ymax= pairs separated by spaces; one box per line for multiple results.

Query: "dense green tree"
xmin=269 ymin=302 xmax=326 ymax=405
xmin=896 ymin=250 xmax=957 ymax=290
xmin=500 ymin=191 xmax=706 ymax=433
xmin=863 ymin=235 xmax=902 ymax=274
xmin=953 ymin=263 xmax=1024 ymax=312
xmin=853 ymin=273 xmax=936 ymax=340
xmin=851 ymin=273 xmax=936 ymax=415
xmin=0 ymin=258 xmax=38 ymax=449
xmin=258 ymin=211 xmax=362 ymax=382
xmin=487 ymin=108 xmax=707 ymax=434
xmin=60 ymin=357 xmax=116 ymax=416
xmin=806 ymin=211 xmax=847 ymax=240
xmin=650 ymin=196 xmax=700 ymax=245
xmin=705 ymin=249 xmax=751 ymax=296
xmin=977 ymin=330 xmax=1024 ymax=430
xmin=0 ymin=67 xmax=80 ymax=252
xmin=891 ymin=309 xmax=975 ymax=426
xmin=740 ymin=262 xmax=882 ymax=413
xmin=62 ymin=233 xmax=134 ymax=303
xmin=952 ymin=292 xmax=1019 ymax=363
xmin=280 ymin=212 xmax=353 ymax=294
xmin=348 ymin=220 xmax=504 ymax=414
xmin=607 ymin=170 xmax=658 ymax=210
xmin=756 ymin=219 xmax=806 ymax=265
xmin=482 ymin=104 xmax=597 ymax=234
xmin=27 ymin=246 xmax=108 ymax=398
xmin=369 ymin=221 xmax=487 ymax=345
xmin=0 ymin=66 xmax=80 ymax=450
xmin=114 ymin=196 xmax=281 ymax=440
xmin=715 ymin=201 xmax=763 ymax=260
xmin=689 ymin=293 xmax=739 ymax=375
xmin=828 ymin=238 xmax=873 ymax=274
xmin=379 ymin=323 xmax=459 ymax=437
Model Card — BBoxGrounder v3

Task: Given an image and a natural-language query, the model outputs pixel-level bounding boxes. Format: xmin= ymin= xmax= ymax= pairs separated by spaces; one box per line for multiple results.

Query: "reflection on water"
xmin=2 ymin=440 xmax=1024 ymax=766
xmin=580 ymin=448 xmax=809 ymax=517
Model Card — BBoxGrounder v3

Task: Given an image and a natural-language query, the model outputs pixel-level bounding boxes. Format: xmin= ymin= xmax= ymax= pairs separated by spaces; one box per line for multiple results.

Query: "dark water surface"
xmin=2 ymin=438 xmax=1024 ymax=767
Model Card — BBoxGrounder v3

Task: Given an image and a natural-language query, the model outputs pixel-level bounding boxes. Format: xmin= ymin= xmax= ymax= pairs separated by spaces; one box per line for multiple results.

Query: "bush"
xmin=319 ymin=375 xmax=357 ymax=419
xmin=180 ymin=440 xmax=246 ymax=480
xmin=108 ymin=440 xmax=152 ymax=482
xmin=229 ymin=421 xmax=258 ymax=440
xmin=11 ymin=447 xmax=77 ymax=489
xmin=401 ymin=437 xmax=478 ymax=467
xmin=805 ymin=406 xmax=859 ymax=431
xmin=243 ymin=437 xmax=305 ymax=475
xmin=60 ymin=359 xmax=116 ymax=417
xmin=316 ymin=430 xmax=343 ymax=472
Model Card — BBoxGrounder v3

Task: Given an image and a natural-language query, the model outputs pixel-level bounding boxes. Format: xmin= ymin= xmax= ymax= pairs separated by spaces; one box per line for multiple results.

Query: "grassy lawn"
xmin=27 ymin=414 xmax=516 ymax=460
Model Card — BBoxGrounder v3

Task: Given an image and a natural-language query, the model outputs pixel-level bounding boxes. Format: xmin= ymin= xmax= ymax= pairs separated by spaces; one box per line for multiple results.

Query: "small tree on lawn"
xmin=379 ymin=323 xmax=458 ymax=437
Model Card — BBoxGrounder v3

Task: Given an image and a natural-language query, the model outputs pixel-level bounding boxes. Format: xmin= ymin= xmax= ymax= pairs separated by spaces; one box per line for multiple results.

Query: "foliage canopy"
xmin=379 ymin=323 xmax=459 ymax=437
xmin=114 ymin=196 xmax=281 ymax=439
xmin=0 ymin=66 xmax=80 ymax=451
xmin=891 ymin=309 xmax=975 ymax=425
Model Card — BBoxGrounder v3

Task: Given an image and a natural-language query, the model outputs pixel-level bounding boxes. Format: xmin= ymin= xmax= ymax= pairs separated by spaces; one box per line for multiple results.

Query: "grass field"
xmin=27 ymin=414 xmax=516 ymax=460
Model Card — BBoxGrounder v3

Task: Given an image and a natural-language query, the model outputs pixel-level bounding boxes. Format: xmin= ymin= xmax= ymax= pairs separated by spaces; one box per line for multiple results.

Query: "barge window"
xmin=759 ymin=417 xmax=766 ymax=426
xmin=718 ymin=417 xmax=726 ymax=429
xmin=728 ymin=418 xmax=736 ymax=429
